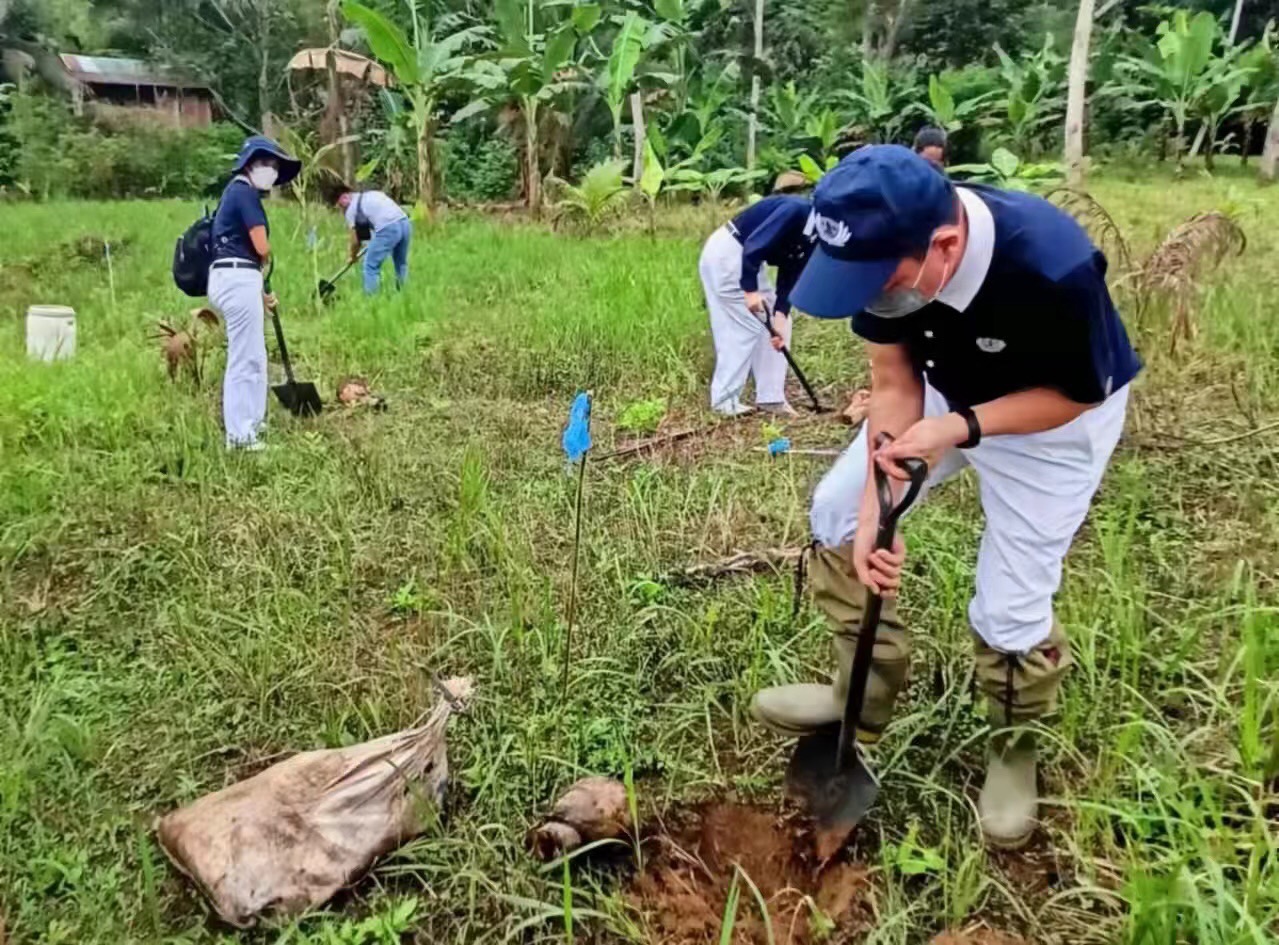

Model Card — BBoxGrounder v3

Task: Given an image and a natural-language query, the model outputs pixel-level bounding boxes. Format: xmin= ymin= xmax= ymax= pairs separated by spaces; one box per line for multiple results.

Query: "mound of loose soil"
xmin=628 ymin=802 xmax=872 ymax=944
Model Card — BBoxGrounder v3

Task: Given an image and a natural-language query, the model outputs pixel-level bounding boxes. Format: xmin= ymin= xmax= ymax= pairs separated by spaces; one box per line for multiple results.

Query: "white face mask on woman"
xmin=247 ymin=164 xmax=279 ymax=192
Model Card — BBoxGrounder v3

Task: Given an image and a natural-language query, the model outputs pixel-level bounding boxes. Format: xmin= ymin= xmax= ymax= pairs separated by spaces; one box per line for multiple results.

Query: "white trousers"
xmin=810 ymin=383 xmax=1131 ymax=653
xmin=208 ymin=266 xmax=267 ymax=448
xmin=699 ymin=226 xmax=792 ymax=413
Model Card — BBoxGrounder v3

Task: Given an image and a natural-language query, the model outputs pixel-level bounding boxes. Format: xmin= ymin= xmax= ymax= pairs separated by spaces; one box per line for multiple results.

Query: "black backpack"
xmin=353 ymin=193 xmax=373 ymax=243
xmin=173 ymin=205 xmax=217 ymax=297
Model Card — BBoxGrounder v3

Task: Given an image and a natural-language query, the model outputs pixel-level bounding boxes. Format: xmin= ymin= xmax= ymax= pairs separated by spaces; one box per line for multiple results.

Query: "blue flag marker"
xmin=306 ymin=226 xmax=319 ymax=249
xmin=562 ymin=391 xmax=593 ymax=463
xmin=768 ymin=437 xmax=791 ymax=457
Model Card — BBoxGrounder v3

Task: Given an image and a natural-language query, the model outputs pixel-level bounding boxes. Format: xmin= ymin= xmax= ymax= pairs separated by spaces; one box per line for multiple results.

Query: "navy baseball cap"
xmin=232 ymin=135 xmax=302 ymax=186
xmin=792 ymin=144 xmax=955 ymax=319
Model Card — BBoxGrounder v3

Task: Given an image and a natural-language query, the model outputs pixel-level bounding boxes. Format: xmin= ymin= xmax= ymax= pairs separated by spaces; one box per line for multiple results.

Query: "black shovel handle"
xmin=835 ymin=434 xmax=927 ymax=771
xmin=757 ymin=303 xmax=824 ymax=413
xmin=321 ymin=248 xmax=365 ymax=289
xmin=264 ymin=270 xmax=297 ymax=386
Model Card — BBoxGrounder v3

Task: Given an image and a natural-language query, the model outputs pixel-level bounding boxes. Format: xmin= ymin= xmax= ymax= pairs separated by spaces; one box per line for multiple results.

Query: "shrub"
xmin=439 ymin=125 xmax=519 ymax=202
xmin=3 ymin=88 xmax=243 ymax=200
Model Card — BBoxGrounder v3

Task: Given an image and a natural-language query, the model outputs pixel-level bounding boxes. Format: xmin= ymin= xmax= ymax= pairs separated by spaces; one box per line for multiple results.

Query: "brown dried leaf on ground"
xmin=667 ymin=547 xmax=802 ymax=587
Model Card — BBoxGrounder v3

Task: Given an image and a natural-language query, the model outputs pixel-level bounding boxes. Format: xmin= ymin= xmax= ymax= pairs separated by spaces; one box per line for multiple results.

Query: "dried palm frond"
xmin=1047 ymin=188 xmax=1133 ymax=274
xmin=1135 ymin=211 xmax=1246 ymax=352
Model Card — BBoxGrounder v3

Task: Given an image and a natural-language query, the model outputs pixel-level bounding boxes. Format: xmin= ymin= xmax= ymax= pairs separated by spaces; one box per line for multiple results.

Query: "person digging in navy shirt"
xmin=207 ymin=135 xmax=301 ymax=450
xmin=750 ymin=146 xmax=1141 ymax=851
xmin=698 ymin=184 xmax=817 ymax=417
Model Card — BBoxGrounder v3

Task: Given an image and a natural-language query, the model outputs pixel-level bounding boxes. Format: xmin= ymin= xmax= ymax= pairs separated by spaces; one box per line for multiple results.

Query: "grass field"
xmin=1 ymin=175 xmax=1277 ymax=945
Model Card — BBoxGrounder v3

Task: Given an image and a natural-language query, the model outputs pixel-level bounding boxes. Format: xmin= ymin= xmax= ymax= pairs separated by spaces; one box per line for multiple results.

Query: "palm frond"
xmin=1047 ymin=188 xmax=1134 ymax=274
xmin=1136 ymin=211 xmax=1246 ymax=351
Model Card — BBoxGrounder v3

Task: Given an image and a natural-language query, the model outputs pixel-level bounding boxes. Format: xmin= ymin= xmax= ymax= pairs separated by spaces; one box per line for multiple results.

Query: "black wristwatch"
xmin=954 ymin=405 xmax=982 ymax=449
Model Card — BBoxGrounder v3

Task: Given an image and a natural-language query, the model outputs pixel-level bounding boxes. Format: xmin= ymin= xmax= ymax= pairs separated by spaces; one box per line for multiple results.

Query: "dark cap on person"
xmin=792 ymin=144 xmax=955 ymax=319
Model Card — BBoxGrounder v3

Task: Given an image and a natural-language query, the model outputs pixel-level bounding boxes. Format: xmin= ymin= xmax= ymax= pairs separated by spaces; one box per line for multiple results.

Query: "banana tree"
xmin=1192 ymin=48 xmax=1257 ymax=170
xmin=460 ymin=0 xmax=599 ymax=216
xmin=1119 ymin=10 xmax=1221 ymax=172
xmin=917 ymin=73 xmax=996 ymax=135
xmin=840 ymin=60 xmax=913 ymax=143
xmin=342 ymin=1 xmax=485 ymax=218
xmin=602 ymin=11 xmax=650 ymax=160
xmin=993 ymin=36 xmax=1067 ymax=156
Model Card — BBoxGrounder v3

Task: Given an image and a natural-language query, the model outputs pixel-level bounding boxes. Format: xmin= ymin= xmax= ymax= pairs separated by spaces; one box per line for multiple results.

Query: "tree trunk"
xmin=879 ymin=0 xmax=911 ymax=61
xmin=416 ymin=116 xmax=436 ymax=218
xmin=1064 ymin=0 xmax=1095 ymax=187
xmin=1204 ymin=120 xmax=1216 ymax=170
xmin=525 ymin=100 xmax=542 ymax=217
xmin=1241 ymin=119 xmax=1253 ymax=166
xmin=746 ymin=0 xmax=764 ymax=170
xmin=1260 ymin=94 xmax=1279 ymax=181
xmin=630 ymin=92 xmax=645 ymax=186
xmin=1228 ymin=0 xmax=1245 ymax=44
xmin=861 ymin=1 xmax=876 ymax=59
xmin=326 ymin=1 xmax=353 ymax=183
xmin=257 ymin=0 xmax=274 ymax=137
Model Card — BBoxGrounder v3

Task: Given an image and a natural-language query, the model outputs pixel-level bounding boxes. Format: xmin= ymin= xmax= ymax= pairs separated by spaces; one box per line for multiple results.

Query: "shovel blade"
xmin=318 ymin=280 xmax=337 ymax=302
xmin=785 ymin=725 xmax=880 ymax=840
xmin=273 ymin=381 xmax=323 ymax=417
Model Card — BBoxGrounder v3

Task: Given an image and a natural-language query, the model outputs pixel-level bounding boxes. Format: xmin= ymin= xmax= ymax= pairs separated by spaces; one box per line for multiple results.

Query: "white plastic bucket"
xmin=26 ymin=305 xmax=77 ymax=362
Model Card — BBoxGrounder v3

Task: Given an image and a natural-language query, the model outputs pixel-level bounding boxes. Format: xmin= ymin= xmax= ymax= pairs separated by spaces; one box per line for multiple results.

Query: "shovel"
xmin=265 ymin=280 xmax=323 ymax=417
xmin=785 ymin=436 xmax=927 ymax=845
xmin=317 ymin=250 xmax=365 ymax=302
xmin=757 ymin=304 xmax=826 ymax=413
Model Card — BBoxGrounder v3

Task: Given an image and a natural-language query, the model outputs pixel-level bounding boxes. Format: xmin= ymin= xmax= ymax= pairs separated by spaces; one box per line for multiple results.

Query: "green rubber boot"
xmin=750 ymin=543 xmax=909 ymax=742
xmin=973 ymin=622 xmax=1073 ymax=849
xmin=978 ymin=729 xmax=1038 ymax=850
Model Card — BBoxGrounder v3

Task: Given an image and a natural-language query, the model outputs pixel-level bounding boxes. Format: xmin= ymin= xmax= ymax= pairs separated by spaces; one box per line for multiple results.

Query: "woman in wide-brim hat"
xmin=208 ymin=135 xmax=302 ymax=451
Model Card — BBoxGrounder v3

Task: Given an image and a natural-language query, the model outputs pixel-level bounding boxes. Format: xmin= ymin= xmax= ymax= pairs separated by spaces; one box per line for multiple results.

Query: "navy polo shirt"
xmin=852 ymin=184 xmax=1141 ymax=408
xmin=729 ymin=195 xmax=815 ymax=315
xmin=211 ymin=178 xmax=269 ymax=263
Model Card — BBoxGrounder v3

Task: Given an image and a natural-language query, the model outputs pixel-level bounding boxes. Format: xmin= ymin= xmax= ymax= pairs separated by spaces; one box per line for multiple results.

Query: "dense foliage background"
xmin=3 ymin=0 xmax=1279 ymax=203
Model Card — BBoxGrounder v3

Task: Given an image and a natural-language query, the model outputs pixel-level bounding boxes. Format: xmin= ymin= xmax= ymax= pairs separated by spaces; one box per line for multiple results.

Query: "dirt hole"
xmin=627 ymin=802 xmax=873 ymax=944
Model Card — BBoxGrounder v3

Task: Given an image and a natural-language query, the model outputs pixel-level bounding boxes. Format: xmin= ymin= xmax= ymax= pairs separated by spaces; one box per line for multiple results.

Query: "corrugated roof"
xmin=59 ymin=54 xmax=209 ymax=90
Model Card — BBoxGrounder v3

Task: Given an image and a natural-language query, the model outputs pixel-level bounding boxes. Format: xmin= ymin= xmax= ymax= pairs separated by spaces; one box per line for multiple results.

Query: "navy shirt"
xmin=852 ymin=185 xmax=1142 ymax=408
xmin=212 ymin=178 xmax=269 ymax=263
xmin=729 ymin=195 xmax=815 ymax=315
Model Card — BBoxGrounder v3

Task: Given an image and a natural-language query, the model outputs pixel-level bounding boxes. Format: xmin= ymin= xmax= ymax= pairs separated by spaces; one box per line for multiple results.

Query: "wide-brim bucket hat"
xmin=232 ymin=135 xmax=302 ymax=187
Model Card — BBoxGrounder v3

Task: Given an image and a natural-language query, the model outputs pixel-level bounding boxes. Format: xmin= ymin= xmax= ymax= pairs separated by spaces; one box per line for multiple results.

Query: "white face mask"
xmin=865 ymin=245 xmax=950 ymax=319
xmin=247 ymin=165 xmax=279 ymax=192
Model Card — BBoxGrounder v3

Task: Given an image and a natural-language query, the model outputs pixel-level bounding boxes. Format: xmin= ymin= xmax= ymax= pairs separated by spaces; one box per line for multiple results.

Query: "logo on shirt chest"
xmin=976 ymin=337 xmax=1007 ymax=354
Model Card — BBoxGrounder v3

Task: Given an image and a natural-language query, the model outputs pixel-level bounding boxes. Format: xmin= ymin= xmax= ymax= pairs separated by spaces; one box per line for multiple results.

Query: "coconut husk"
xmin=528 ymin=777 xmax=629 ymax=861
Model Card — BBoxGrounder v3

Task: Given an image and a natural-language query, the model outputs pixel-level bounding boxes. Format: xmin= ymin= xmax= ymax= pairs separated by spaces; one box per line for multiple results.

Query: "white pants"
xmin=699 ymin=226 xmax=792 ymax=413
xmin=208 ymin=265 xmax=267 ymax=448
xmin=810 ymin=383 xmax=1131 ymax=653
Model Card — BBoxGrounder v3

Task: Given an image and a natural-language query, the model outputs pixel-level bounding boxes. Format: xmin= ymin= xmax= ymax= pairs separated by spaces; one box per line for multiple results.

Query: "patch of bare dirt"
xmin=628 ymin=802 xmax=872 ymax=944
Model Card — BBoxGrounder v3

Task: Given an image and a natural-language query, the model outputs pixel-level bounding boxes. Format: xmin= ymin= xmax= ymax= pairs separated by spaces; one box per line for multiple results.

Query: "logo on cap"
xmin=812 ymin=213 xmax=851 ymax=248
